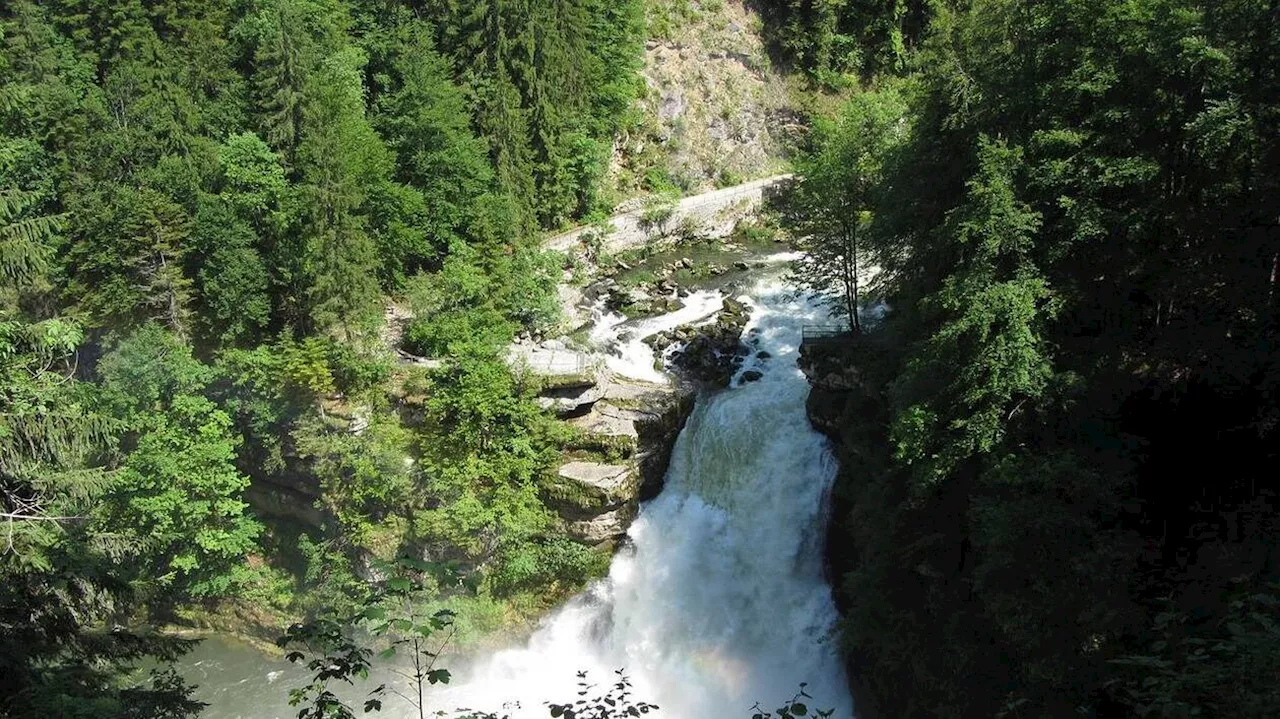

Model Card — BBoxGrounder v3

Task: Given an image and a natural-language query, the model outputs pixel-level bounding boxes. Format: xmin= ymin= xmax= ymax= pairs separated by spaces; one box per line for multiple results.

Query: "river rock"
xmin=740 ymin=370 xmax=764 ymax=383
xmin=653 ymin=297 xmax=752 ymax=387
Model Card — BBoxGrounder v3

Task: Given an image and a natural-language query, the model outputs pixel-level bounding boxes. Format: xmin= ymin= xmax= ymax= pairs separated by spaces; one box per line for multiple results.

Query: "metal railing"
xmin=509 ymin=346 xmax=592 ymax=376
xmin=801 ymin=324 xmax=853 ymax=341
xmin=537 ymin=350 xmax=591 ymax=375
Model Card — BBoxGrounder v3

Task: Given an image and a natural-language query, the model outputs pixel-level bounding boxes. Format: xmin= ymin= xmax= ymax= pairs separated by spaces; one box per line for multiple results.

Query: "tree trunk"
xmin=851 ymin=221 xmax=861 ymax=334
xmin=840 ymin=220 xmax=861 ymax=335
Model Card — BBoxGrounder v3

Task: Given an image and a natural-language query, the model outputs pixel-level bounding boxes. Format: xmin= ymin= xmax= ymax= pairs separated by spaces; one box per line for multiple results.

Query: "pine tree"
xmin=245 ymin=0 xmax=346 ymax=165
xmin=296 ymin=46 xmax=386 ymax=338
xmin=64 ymin=185 xmax=194 ymax=336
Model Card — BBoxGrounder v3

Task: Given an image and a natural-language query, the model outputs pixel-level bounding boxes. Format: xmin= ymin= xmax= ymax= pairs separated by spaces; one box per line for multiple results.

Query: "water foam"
xmin=435 ymin=279 xmax=852 ymax=718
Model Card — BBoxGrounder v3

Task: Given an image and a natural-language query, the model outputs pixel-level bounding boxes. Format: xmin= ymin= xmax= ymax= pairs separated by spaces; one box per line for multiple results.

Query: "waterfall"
xmin=180 ymin=275 xmax=853 ymax=719
xmin=436 ymin=277 xmax=852 ymax=718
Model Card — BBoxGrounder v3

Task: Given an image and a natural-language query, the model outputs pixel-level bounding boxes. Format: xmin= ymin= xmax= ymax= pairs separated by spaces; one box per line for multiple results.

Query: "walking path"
xmin=544 ymin=174 xmax=794 ymax=253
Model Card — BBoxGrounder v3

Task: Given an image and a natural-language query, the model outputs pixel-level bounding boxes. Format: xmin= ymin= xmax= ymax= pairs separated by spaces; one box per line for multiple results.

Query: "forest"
xmin=783 ymin=0 xmax=1280 ymax=716
xmin=3 ymin=0 xmax=1279 ymax=717
xmin=1 ymin=0 xmax=645 ymax=714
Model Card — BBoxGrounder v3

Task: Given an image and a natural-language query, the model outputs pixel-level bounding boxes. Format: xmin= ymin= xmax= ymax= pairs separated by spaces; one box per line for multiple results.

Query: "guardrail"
xmin=537 ymin=350 xmax=590 ymax=375
xmin=801 ymin=324 xmax=853 ymax=341
xmin=508 ymin=346 xmax=593 ymax=376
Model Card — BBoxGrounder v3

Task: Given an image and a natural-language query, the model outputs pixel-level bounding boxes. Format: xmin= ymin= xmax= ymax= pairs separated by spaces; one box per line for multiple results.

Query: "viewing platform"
xmin=800 ymin=324 xmax=856 ymax=346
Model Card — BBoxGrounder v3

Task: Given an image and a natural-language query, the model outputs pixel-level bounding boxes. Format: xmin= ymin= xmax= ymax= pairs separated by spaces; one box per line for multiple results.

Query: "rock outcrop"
xmin=555 ymin=462 xmax=638 ymax=507
xmin=797 ymin=336 xmax=865 ymax=438
xmin=566 ymin=504 xmax=638 ymax=545
xmin=524 ymin=356 xmax=695 ymax=547
xmin=645 ymin=297 xmax=752 ymax=387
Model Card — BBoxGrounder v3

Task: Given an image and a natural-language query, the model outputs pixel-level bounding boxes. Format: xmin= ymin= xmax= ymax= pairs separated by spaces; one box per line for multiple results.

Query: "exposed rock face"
xmin=645 ymin=297 xmax=752 ymax=387
xmin=556 ymin=462 xmax=638 ymax=506
xmin=537 ymin=383 xmax=607 ymax=416
xmin=797 ymin=339 xmax=863 ymax=439
xmin=567 ymin=504 xmax=638 ymax=545
xmin=569 ymin=402 xmax=641 ymax=440
xmin=628 ymin=0 xmax=799 ymax=192
xmin=630 ymin=388 xmax=696 ymax=501
xmin=526 ymin=357 xmax=695 ymax=547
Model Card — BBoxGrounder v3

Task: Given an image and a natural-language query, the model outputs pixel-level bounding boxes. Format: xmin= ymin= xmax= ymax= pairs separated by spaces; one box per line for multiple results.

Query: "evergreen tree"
xmin=295 ymin=45 xmax=386 ymax=338
xmin=64 ymin=185 xmax=194 ymax=336
xmin=1 ymin=143 xmax=201 ymax=719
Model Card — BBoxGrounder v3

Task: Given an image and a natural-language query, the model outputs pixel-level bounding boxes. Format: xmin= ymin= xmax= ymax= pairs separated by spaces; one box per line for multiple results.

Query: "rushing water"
xmin=587 ymin=289 xmax=724 ymax=384
xmin=182 ymin=274 xmax=852 ymax=719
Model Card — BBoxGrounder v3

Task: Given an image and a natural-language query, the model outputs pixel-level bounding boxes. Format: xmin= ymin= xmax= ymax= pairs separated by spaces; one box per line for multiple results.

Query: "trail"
xmin=544 ymin=175 xmax=793 ymax=253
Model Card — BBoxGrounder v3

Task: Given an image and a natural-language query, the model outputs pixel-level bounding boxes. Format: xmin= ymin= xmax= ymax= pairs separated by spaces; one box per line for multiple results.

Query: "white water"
xmin=182 ymin=275 xmax=853 ymax=719
xmin=435 ymin=277 xmax=851 ymax=717
xmin=588 ymin=290 xmax=724 ymax=384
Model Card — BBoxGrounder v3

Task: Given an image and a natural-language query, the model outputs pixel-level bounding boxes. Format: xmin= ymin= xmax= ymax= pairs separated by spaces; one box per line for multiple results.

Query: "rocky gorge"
xmin=515 ymin=255 xmax=774 ymax=547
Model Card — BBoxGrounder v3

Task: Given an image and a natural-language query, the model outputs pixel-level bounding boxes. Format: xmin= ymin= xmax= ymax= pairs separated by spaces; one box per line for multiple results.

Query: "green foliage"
xmin=888 ymin=138 xmax=1054 ymax=489
xmin=807 ymin=0 xmax=1280 ymax=716
xmin=0 ymin=0 xmax=648 ymax=713
xmin=279 ymin=556 xmax=465 ymax=719
xmin=293 ymin=414 xmax=413 ymax=542
xmin=787 ymin=84 xmax=908 ymax=332
xmin=489 ymin=536 xmax=611 ymax=597
xmin=1109 ymin=586 xmax=1280 ymax=717
xmin=0 ymin=134 xmax=201 ymax=715
xmin=750 ymin=684 xmax=833 ymax=719
xmin=64 ymin=185 xmax=195 ymax=336
xmin=97 ymin=324 xmax=211 ymax=420
xmin=103 ymin=393 xmax=263 ymax=599
xmin=191 ymin=196 xmax=273 ymax=347
xmin=758 ymin=0 xmax=940 ymax=80
xmin=413 ymin=349 xmax=558 ymax=563
xmin=545 ymin=670 xmax=658 ymax=719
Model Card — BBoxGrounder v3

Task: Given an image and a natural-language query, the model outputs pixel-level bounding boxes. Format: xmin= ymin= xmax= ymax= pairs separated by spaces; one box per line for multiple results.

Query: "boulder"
xmin=569 ymin=402 xmax=642 ymax=440
xmin=536 ymin=382 xmax=606 ymax=416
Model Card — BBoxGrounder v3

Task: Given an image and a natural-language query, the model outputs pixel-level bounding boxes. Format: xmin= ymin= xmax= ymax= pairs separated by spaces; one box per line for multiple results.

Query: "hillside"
xmin=610 ymin=0 xmax=804 ymax=198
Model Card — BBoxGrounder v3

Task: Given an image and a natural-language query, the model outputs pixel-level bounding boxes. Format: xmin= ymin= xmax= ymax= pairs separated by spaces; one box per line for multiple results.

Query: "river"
xmin=181 ymin=273 xmax=853 ymax=719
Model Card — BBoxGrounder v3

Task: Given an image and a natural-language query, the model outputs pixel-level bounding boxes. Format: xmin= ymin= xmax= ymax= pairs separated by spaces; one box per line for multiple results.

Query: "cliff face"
xmin=524 ymin=355 xmax=695 ymax=547
xmin=797 ymin=336 xmax=890 ymax=719
xmin=613 ymin=0 xmax=800 ymax=195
